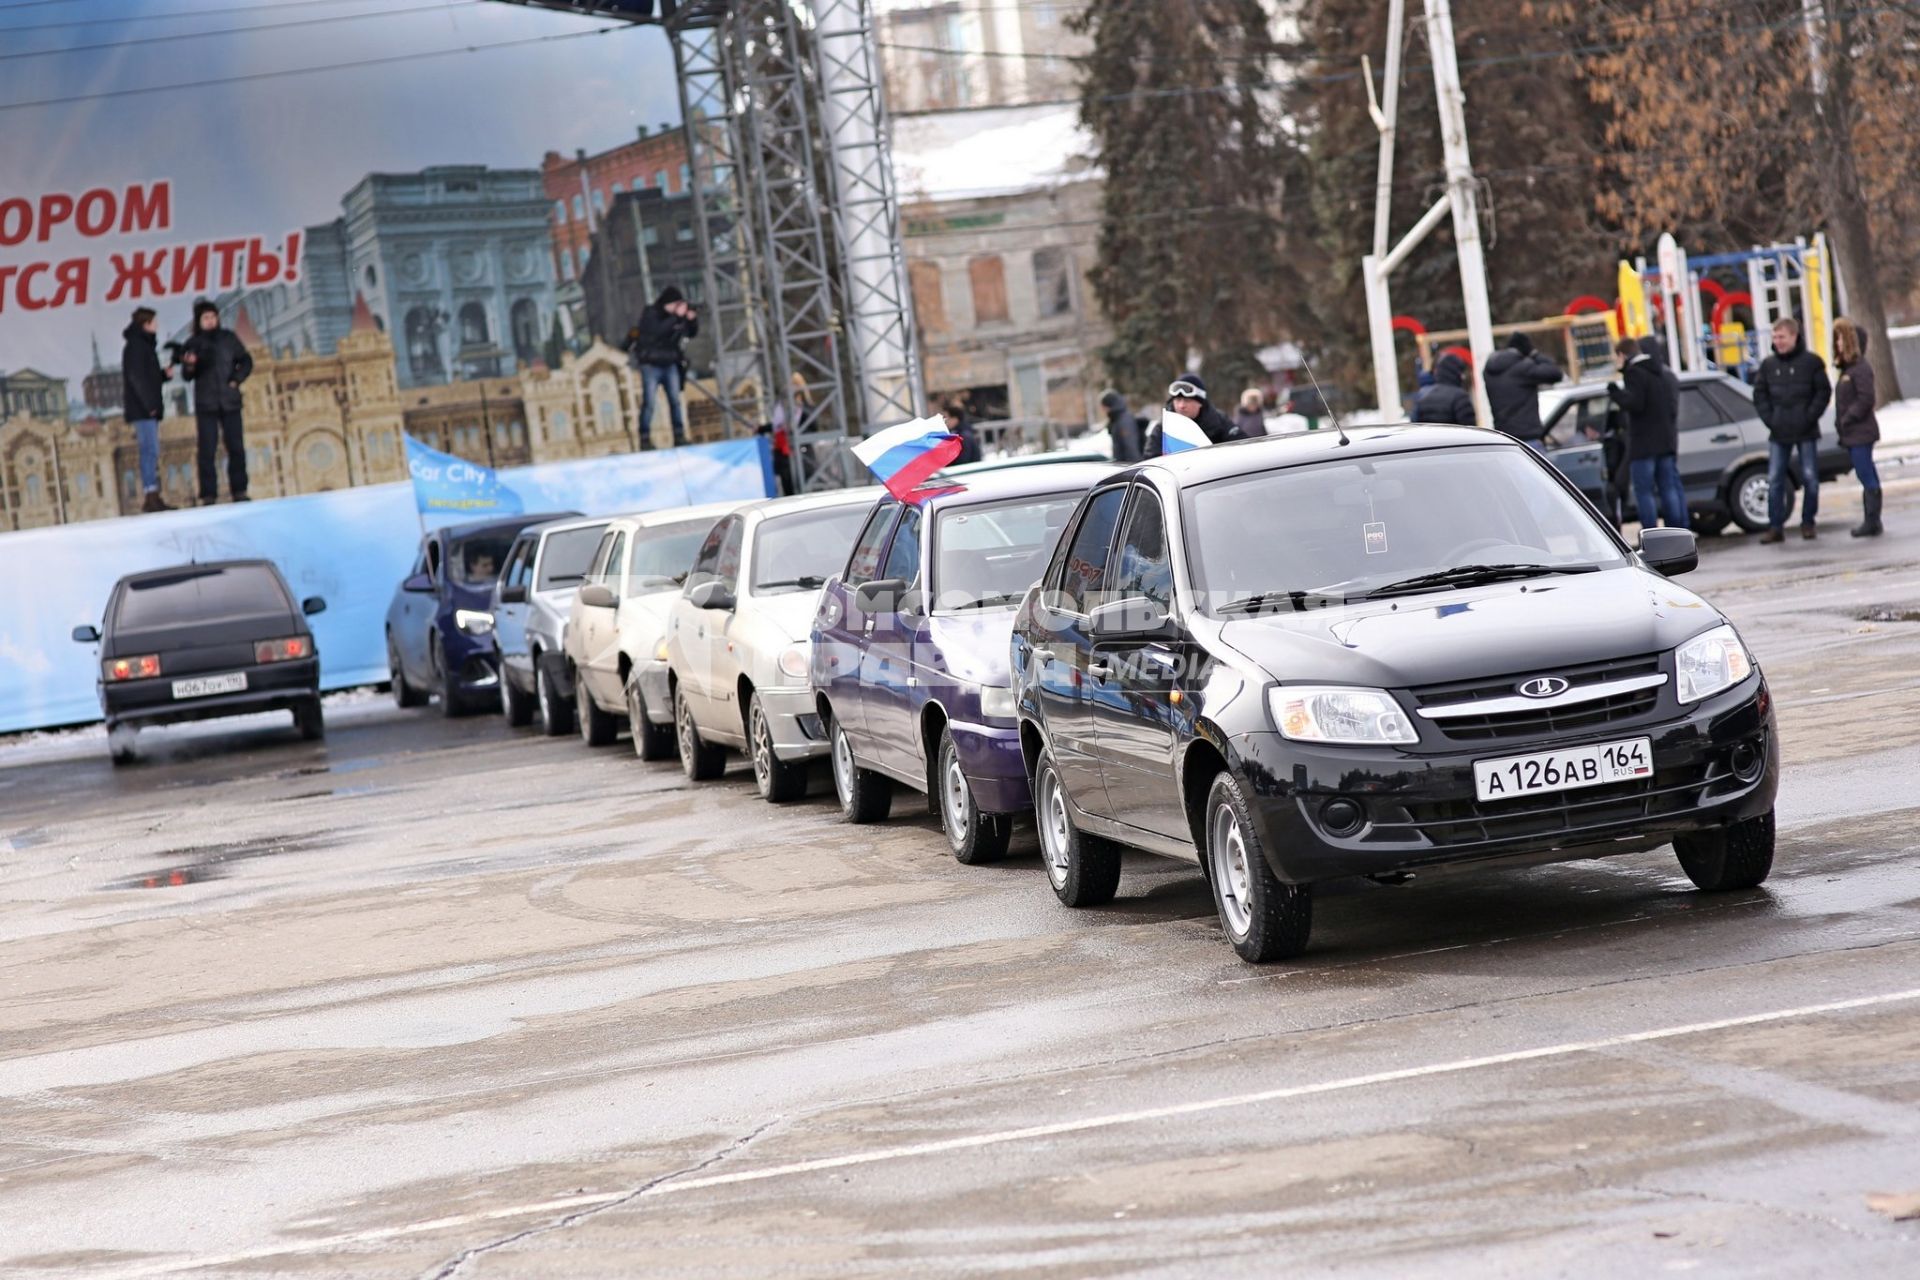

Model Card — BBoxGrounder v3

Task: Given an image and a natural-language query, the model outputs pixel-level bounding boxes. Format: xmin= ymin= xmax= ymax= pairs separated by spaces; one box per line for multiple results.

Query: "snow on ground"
xmin=1876 ymin=399 xmax=1920 ymax=448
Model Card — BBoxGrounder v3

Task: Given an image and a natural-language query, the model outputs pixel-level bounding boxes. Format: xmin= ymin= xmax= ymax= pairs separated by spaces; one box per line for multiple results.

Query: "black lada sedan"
xmin=1009 ymin=425 xmax=1776 ymax=962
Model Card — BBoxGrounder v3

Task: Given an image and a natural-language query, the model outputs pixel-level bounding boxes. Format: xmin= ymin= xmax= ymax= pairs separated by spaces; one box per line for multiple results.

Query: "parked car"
xmin=493 ymin=515 xmax=611 ymax=734
xmin=665 ymin=488 xmax=878 ymax=799
xmin=1010 ymin=427 xmax=1778 ymax=962
xmin=812 ymin=463 xmax=1113 ymax=861
xmin=565 ymin=500 xmax=750 ymax=754
xmin=385 ymin=512 xmax=575 ymax=716
xmin=72 ymin=559 xmax=327 ymax=765
xmin=1538 ymin=370 xmax=1848 ymax=533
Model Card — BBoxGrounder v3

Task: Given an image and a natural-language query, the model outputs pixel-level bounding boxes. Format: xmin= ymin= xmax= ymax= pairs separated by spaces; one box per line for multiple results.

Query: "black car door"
xmin=1032 ymin=485 xmax=1128 ymax=819
xmin=1089 ymin=484 xmax=1191 ymax=841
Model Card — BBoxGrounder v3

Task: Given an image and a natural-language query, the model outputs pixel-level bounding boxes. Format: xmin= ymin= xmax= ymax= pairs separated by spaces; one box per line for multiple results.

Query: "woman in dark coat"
xmin=1832 ymin=317 xmax=1883 ymax=538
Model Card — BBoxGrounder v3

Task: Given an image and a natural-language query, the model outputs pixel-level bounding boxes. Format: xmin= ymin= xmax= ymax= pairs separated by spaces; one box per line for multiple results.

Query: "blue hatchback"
xmin=386 ymin=512 xmax=575 ymax=716
xmin=811 ymin=463 xmax=1113 ymax=862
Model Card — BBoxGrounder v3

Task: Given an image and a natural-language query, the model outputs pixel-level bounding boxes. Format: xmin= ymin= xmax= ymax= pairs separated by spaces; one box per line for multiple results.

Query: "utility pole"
xmin=1423 ymin=0 xmax=1495 ymax=428
xmin=1361 ymin=0 xmax=1408 ymax=419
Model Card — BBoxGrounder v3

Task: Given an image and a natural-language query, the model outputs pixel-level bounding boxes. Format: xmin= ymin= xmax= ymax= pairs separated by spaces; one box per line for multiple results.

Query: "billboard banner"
xmin=0 ymin=438 xmax=773 ymax=734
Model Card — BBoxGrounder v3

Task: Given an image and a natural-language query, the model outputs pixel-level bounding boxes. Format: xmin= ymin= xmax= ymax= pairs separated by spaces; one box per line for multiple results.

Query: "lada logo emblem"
xmin=1518 ymin=676 xmax=1570 ymax=698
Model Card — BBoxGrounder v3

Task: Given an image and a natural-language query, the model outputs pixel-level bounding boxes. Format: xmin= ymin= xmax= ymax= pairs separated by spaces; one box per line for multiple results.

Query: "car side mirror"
xmin=402 ymin=572 xmax=434 ymax=594
xmin=302 ymin=596 xmax=327 ymax=616
xmin=577 ymin=582 xmax=617 ymax=609
xmin=72 ymin=624 xmax=100 ymax=643
xmin=1089 ymin=597 xmax=1176 ymax=640
xmin=1639 ymin=527 xmax=1698 ymax=577
xmin=688 ymin=579 xmax=735 ymax=611
xmin=853 ymin=577 xmax=908 ymax=615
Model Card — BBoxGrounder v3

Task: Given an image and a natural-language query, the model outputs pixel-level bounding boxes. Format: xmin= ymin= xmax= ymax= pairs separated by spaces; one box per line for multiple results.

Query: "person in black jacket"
xmin=1832 ymin=316 xmax=1883 ymax=538
xmin=1144 ymin=373 xmax=1242 ymax=457
xmin=1098 ymin=388 xmax=1144 ymax=463
xmin=1410 ymin=352 xmax=1477 ymax=426
xmin=181 ymin=298 xmax=254 ymax=504
xmin=1751 ymin=316 xmax=1832 ymax=541
xmin=627 ymin=285 xmax=700 ymax=449
xmin=1606 ymin=336 xmax=1685 ymax=530
xmin=120 ymin=306 xmax=176 ymax=513
xmin=1481 ymin=332 xmax=1562 ymax=443
xmin=941 ymin=402 xmax=983 ymax=465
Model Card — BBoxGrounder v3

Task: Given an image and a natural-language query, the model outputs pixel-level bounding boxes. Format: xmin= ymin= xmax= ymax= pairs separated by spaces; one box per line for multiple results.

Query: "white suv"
xmin=665 ymin=488 xmax=878 ymax=801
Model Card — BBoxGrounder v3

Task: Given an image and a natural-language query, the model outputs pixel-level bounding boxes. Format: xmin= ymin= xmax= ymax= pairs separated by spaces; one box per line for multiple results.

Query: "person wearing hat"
xmin=1145 ymin=373 xmax=1243 ymax=458
xmin=180 ymin=297 xmax=254 ymax=504
xmin=1098 ymin=388 xmax=1144 ymax=462
xmin=1481 ymin=331 xmax=1562 ymax=444
xmin=627 ymin=285 xmax=700 ymax=449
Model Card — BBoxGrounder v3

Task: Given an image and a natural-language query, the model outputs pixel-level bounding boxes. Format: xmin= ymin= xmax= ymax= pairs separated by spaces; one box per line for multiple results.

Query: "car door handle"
xmin=1710 ymin=432 xmax=1738 ymax=443
xmin=1031 ymin=646 xmax=1055 ymax=662
xmin=1087 ymin=659 xmax=1114 ymax=680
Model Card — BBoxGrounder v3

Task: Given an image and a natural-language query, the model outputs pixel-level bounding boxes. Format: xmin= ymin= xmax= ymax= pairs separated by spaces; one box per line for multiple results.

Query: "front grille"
xmin=1410 ymin=654 xmax=1664 ymax=742
xmin=1388 ymin=761 xmax=1720 ymax=848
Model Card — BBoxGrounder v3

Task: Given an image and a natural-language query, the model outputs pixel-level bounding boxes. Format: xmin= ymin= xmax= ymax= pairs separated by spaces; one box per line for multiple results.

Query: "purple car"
xmin=810 ymin=463 xmax=1115 ymax=862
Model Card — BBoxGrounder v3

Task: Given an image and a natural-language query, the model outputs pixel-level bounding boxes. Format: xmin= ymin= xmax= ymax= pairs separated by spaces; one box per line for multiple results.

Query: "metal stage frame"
xmin=496 ymin=0 xmax=923 ymax=491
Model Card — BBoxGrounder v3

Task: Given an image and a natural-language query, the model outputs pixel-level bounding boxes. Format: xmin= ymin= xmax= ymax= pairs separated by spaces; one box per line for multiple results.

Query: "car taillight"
xmin=255 ymin=636 xmax=310 ymax=663
xmin=105 ymin=654 xmax=161 ymax=681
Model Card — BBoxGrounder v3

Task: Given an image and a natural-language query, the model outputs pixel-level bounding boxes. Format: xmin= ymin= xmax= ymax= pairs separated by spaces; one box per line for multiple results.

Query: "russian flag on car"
xmin=1158 ymin=412 xmax=1211 ymax=454
xmin=853 ymin=415 xmax=964 ymax=501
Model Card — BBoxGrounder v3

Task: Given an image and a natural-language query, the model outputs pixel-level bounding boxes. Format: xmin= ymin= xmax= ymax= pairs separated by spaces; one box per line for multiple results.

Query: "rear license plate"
xmin=171 ymin=672 xmax=247 ymax=699
xmin=1474 ymin=737 xmax=1652 ymax=802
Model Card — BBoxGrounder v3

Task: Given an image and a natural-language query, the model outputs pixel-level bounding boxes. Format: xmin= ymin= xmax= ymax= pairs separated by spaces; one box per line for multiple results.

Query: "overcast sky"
xmin=0 ymin=0 xmax=682 ymax=394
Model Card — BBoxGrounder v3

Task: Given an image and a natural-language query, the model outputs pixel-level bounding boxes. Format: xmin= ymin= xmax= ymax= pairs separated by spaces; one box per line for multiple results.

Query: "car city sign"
xmin=1517 ymin=676 xmax=1571 ymax=699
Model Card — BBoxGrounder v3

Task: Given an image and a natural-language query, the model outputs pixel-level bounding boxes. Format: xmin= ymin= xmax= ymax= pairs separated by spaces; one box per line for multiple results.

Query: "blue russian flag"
xmin=853 ymin=415 xmax=964 ymax=501
xmin=1158 ymin=412 xmax=1211 ymax=454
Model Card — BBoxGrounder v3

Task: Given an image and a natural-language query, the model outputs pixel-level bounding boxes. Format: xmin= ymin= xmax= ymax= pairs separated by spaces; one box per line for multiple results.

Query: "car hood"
xmin=1213 ymin=567 xmax=1721 ymax=688
xmin=753 ymin=590 xmax=826 ymax=645
xmin=926 ymin=608 xmax=1017 ymax=687
xmin=531 ymin=586 xmax=577 ymax=618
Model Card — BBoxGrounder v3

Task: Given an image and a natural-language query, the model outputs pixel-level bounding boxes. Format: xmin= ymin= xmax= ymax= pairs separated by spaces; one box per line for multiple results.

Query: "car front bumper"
xmin=102 ymin=658 xmax=321 ymax=727
xmin=947 ymin=719 xmax=1030 ymax=814
xmin=759 ymin=685 xmax=828 ymax=762
xmin=637 ymin=659 xmax=673 ymax=725
xmin=1232 ymin=679 xmax=1778 ymax=884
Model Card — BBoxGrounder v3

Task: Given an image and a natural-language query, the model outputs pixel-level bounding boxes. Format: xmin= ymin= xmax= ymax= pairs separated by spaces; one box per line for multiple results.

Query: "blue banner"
xmin=405 ymin=434 xmax=524 ymax=516
xmin=0 ymin=438 xmax=774 ymax=734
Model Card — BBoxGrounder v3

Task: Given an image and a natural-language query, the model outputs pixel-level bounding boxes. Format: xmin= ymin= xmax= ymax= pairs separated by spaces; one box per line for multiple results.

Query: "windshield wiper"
xmin=757 ymin=575 xmax=828 ymax=591
xmin=547 ymin=573 xmax=585 ymax=585
xmin=948 ymin=592 xmax=1021 ymax=612
xmin=1361 ymin=562 xmax=1599 ymax=600
xmin=1215 ymin=590 xmax=1331 ymax=615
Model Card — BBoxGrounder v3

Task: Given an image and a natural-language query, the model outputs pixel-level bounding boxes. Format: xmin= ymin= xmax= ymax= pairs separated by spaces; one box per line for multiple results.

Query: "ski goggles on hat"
xmin=1167 ymin=380 xmax=1205 ymax=400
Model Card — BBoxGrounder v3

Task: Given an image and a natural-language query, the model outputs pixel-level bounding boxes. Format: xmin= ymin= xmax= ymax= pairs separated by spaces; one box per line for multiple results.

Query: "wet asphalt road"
xmin=3 ymin=489 xmax=1920 ymax=1278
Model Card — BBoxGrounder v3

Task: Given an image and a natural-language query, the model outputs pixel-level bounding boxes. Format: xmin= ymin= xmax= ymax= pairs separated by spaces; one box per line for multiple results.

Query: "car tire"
xmin=675 ymin=684 xmax=727 ymax=781
xmin=626 ymin=676 xmax=675 ymax=761
xmin=1034 ymin=745 xmax=1120 ymax=907
xmin=435 ymin=640 xmax=472 ymax=719
xmin=749 ymin=693 xmax=808 ymax=803
xmin=388 ymin=637 xmax=424 ymax=709
xmin=830 ymin=715 xmax=892 ymax=824
xmin=107 ymin=723 xmax=137 ymax=767
xmin=294 ymin=697 xmax=325 ymax=741
xmin=1727 ymin=463 xmax=1773 ymax=534
xmin=1204 ymin=772 xmax=1312 ymax=962
xmin=1674 ymin=808 xmax=1775 ymax=892
xmin=577 ymin=674 xmax=619 ymax=747
xmin=501 ymin=668 xmax=534 ymax=727
xmin=939 ymin=729 xmax=1010 ymax=864
xmin=534 ymin=655 xmax=573 ymax=737
xmin=1690 ymin=511 xmax=1731 ymax=537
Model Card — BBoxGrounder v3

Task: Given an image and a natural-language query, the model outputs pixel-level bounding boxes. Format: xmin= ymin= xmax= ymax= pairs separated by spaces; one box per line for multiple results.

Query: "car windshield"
xmin=450 ymin=534 xmax=514 ymax=587
xmin=932 ymin=493 xmax=1082 ymax=612
xmin=1184 ymin=446 xmax=1627 ymax=614
xmin=115 ymin=565 xmax=287 ymax=629
xmin=752 ymin=505 xmax=871 ymax=593
xmin=535 ymin=526 xmax=606 ymax=590
xmin=627 ymin=518 xmax=717 ymax=590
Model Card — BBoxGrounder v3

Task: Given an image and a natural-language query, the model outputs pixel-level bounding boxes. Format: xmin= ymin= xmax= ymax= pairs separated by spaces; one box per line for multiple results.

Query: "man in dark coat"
xmin=121 ymin=306 xmax=176 ymax=512
xmin=1606 ymin=336 xmax=1684 ymax=530
xmin=941 ymin=402 xmax=983 ymax=465
xmin=628 ymin=285 xmax=700 ymax=448
xmin=1144 ymin=372 xmax=1242 ymax=458
xmin=1481 ymin=332 xmax=1562 ymax=443
xmin=181 ymin=298 xmax=254 ymax=504
xmin=1099 ymin=388 xmax=1144 ymax=463
xmin=1751 ymin=316 xmax=1832 ymax=542
xmin=1410 ymin=352 xmax=1477 ymax=426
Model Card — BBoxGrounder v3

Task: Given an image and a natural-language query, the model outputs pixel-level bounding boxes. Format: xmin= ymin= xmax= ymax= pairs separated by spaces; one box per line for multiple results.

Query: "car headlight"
xmin=455 ymin=609 xmax=494 ymax=636
xmin=776 ymin=644 xmax=810 ymax=682
xmin=655 ymin=639 xmax=670 ymax=663
xmin=1675 ymin=624 xmax=1753 ymax=703
xmin=1269 ymin=686 xmax=1417 ymax=745
xmin=978 ymin=684 xmax=1016 ymax=721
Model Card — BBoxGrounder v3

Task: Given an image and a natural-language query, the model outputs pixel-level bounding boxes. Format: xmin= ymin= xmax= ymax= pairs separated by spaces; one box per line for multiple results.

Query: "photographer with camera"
xmin=627 ymin=286 xmax=699 ymax=449
xmin=181 ymin=298 xmax=254 ymax=504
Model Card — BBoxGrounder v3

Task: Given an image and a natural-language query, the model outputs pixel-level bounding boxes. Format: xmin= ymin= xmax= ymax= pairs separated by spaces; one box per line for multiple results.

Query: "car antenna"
xmin=1298 ymin=354 xmax=1350 ymax=446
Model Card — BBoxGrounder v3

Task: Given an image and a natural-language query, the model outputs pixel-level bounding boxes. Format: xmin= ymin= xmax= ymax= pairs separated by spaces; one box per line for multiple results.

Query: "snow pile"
xmin=1875 ymin=398 xmax=1920 ymax=448
xmin=892 ymin=103 xmax=1095 ymax=202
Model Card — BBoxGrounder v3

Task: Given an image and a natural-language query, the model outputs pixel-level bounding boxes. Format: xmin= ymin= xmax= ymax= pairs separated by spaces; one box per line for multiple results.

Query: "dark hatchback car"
xmin=385 ymin=512 xmax=575 ymax=716
xmin=1011 ymin=426 xmax=1778 ymax=962
xmin=73 ymin=559 xmax=327 ymax=765
xmin=811 ymin=463 xmax=1112 ymax=862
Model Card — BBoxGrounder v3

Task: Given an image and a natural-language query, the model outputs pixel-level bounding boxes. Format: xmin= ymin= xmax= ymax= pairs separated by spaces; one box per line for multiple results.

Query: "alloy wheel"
xmin=676 ymin=689 xmax=696 ymax=762
xmin=750 ymin=699 xmax=773 ymax=794
xmin=831 ymin=723 xmax=855 ymax=807
xmin=1209 ymin=801 xmax=1255 ymax=939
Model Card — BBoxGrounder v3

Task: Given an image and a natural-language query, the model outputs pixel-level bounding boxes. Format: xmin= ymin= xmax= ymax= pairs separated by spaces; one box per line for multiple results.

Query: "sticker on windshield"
xmin=1364 ymin=521 xmax=1389 ymax=555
